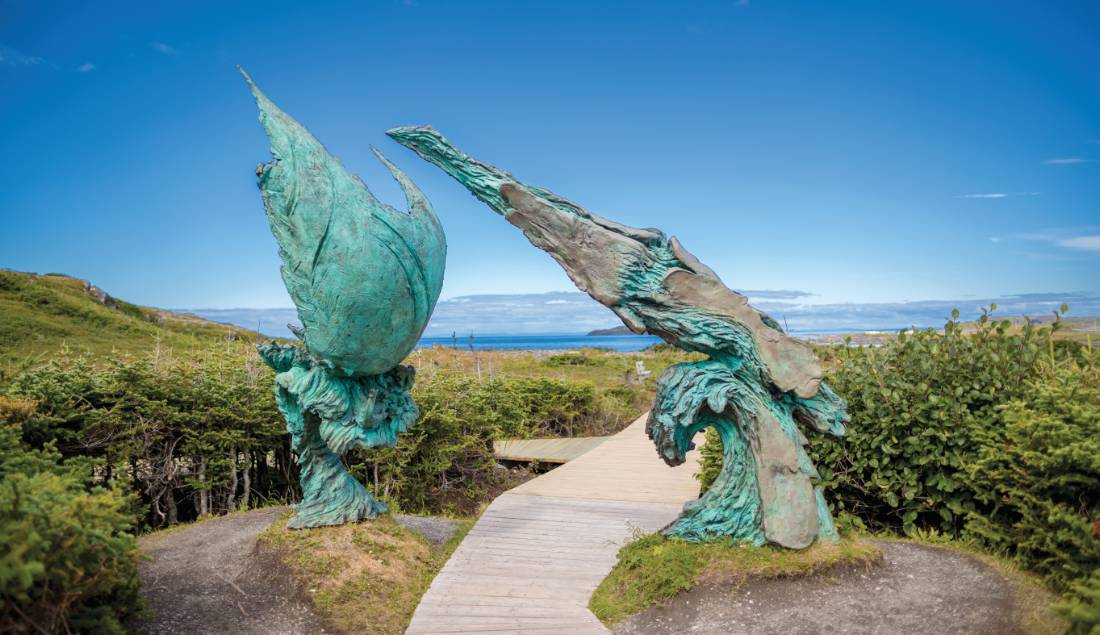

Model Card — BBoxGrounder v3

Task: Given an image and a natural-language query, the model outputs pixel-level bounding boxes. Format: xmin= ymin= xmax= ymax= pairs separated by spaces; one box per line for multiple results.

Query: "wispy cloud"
xmin=961 ymin=192 xmax=1040 ymax=199
xmin=1045 ymin=157 xmax=1090 ymax=165
xmin=738 ymin=289 xmax=813 ymax=300
xmin=151 ymin=42 xmax=178 ymax=56
xmin=0 ymin=45 xmax=44 ymax=67
xmin=1057 ymin=235 xmax=1100 ymax=252
xmin=77 ymin=63 xmax=96 ymax=73
xmin=995 ymin=228 xmax=1100 ymax=254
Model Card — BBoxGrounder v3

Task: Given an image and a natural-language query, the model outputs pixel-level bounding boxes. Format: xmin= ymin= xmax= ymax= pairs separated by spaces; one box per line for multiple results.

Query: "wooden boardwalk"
xmin=406 ymin=415 xmax=702 ymax=634
xmin=494 ymin=436 xmax=610 ymax=464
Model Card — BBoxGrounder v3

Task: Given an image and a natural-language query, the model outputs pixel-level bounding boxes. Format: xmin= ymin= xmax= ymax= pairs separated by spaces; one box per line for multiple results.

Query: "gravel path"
xmin=395 ymin=514 xmax=458 ymax=546
xmin=133 ymin=507 xmax=459 ymax=634
xmin=134 ymin=507 xmax=325 ymax=635
xmin=615 ymin=541 xmax=1025 ymax=634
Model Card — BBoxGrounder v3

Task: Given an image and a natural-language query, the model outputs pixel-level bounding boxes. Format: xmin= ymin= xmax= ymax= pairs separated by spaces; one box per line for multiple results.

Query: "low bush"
xmin=820 ymin=314 xmax=1099 ymax=631
xmin=6 ymin=349 xmax=648 ymax=526
xmin=1058 ymin=569 xmax=1100 ymax=634
xmin=697 ymin=309 xmax=1099 ymax=631
xmin=542 ymin=351 xmax=610 ymax=367
xmin=812 ymin=309 xmax=1053 ymax=535
xmin=0 ymin=400 xmax=143 ymax=634
xmin=964 ymin=362 xmax=1099 ymax=590
xmin=351 ymin=370 xmax=644 ymax=514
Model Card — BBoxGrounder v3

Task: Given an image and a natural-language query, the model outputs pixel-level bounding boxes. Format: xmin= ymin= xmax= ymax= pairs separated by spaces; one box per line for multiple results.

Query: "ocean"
xmin=415 ymin=334 xmax=663 ymax=352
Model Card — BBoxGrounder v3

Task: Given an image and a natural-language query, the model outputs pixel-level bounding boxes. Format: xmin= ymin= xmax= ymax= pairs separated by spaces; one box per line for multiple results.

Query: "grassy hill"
xmin=0 ymin=269 xmax=261 ymax=381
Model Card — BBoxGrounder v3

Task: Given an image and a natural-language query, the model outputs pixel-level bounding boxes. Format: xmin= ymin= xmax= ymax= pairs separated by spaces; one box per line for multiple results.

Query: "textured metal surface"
xmin=244 ymin=71 xmax=446 ymax=528
xmin=389 ymin=126 xmax=845 ymax=548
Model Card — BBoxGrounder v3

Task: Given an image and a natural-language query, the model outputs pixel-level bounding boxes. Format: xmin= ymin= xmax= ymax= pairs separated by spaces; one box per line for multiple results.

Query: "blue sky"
xmin=1 ymin=1 xmax=1098 ymax=334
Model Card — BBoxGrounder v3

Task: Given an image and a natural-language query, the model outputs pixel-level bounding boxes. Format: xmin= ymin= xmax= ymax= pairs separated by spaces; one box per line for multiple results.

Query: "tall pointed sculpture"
xmin=242 ymin=71 xmax=446 ymax=528
xmin=388 ymin=126 xmax=847 ymax=548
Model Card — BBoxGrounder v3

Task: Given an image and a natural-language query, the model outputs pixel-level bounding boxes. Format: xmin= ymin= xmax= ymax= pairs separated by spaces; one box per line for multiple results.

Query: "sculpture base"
xmin=649 ymin=360 xmax=844 ymax=549
xmin=257 ymin=343 xmax=419 ymax=530
xmin=287 ymin=480 xmax=388 ymax=529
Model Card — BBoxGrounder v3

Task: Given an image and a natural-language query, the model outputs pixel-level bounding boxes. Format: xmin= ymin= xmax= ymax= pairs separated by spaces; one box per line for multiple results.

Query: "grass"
xmin=0 ymin=269 xmax=260 ymax=381
xmin=259 ymin=512 xmax=473 ymax=634
xmin=588 ymin=533 xmax=882 ymax=625
xmin=408 ymin=344 xmax=702 ymax=397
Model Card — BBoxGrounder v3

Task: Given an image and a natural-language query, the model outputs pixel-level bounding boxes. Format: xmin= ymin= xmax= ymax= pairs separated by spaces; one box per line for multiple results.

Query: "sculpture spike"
xmin=371 ymin=146 xmax=433 ymax=218
xmin=392 ymin=125 xmax=846 ymax=548
xmin=387 ymin=126 xmax=511 ymax=217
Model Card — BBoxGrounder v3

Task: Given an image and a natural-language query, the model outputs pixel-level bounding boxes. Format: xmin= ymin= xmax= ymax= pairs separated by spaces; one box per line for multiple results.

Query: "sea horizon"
xmin=411 ymin=326 xmax=937 ymax=352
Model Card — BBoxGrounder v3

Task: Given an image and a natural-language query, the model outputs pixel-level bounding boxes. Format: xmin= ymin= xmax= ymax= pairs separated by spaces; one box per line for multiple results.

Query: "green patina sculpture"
xmin=388 ymin=126 xmax=847 ymax=548
xmin=242 ymin=71 xmax=446 ymax=529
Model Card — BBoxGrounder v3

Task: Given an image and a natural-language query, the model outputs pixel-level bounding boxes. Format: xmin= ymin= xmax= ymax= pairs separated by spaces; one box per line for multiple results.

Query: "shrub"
xmin=811 ymin=310 xmax=1051 ymax=534
xmin=0 ymin=410 xmax=143 ymax=633
xmin=964 ymin=363 xmax=1099 ymax=591
xmin=1058 ymin=569 xmax=1100 ymax=634
xmin=351 ymin=371 xmax=504 ymax=514
xmin=543 ymin=351 xmax=609 ymax=367
xmin=350 ymin=371 xmax=639 ymax=514
xmin=697 ymin=309 xmax=1099 ymax=631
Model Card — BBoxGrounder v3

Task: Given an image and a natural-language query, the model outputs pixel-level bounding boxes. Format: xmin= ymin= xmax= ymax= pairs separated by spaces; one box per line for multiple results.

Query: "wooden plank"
xmin=406 ymin=414 xmax=702 ymax=635
xmin=494 ymin=436 xmax=610 ymax=463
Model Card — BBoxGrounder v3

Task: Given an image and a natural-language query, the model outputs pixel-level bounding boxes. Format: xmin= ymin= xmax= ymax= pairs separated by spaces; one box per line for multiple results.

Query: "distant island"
xmin=586 ymin=325 xmax=637 ymax=336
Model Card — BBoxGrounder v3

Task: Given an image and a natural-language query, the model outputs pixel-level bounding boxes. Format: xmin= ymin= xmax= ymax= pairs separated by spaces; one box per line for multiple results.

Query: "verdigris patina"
xmin=242 ymin=71 xmax=446 ymax=528
xmin=388 ymin=126 xmax=846 ymax=548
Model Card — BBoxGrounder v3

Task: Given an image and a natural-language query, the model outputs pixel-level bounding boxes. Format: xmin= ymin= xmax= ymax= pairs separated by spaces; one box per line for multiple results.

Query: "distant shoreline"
xmin=415 ymin=334 xmax=662 ymax=352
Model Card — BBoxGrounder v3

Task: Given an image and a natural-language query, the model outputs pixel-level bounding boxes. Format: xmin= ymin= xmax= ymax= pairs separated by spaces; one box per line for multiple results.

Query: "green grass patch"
xmin=0 ymin=269 xmax=262 ymax=383
xmin=259 ymin=512 xmax=472 ymax=634
xmin=589 ymin=533 xmax=881 ymax=625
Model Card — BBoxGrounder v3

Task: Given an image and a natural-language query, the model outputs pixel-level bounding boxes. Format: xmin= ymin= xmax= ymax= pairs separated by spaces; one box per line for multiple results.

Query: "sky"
xmin=1 ymin=1 xmax=1098 ymax=335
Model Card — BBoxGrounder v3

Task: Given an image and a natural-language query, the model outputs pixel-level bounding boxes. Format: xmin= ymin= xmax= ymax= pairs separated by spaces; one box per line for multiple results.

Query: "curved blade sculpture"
xmin=388 ymin=126 xmax=846 ymax=548
xmin=242 ymin=72 xmax=446 ymax=529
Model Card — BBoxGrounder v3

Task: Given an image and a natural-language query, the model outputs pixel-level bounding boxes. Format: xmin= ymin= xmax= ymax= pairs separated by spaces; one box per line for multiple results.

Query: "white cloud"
xmin=739 ymin=289 xmax=813 ymax=300
xmin=77 ymin=63 xmax=95 ymax=72
xmin=1057 ymin=235 xmax=1100 ymax=252
xmin=1046 ymin=157 xmax=1090 ymax=165
xmin=961 ymin=192 xmax=1039 ymax=199
xmin=1006 ymin=228 xmax=1100 ymax=254
xmin=0 ymin=45 xmax=44 ymax=66
xmin=151 ymin=42 xmax=178 ymax=56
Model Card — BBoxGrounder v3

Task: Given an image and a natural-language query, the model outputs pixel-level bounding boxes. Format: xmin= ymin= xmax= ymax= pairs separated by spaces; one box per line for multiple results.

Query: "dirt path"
xmin=134 ymin=507 xmax=460 ymax=634
xmin=615 ymin=541 xmax=1028 ymax=634
xmin=134 ymin=507 xmax=326 ymax=635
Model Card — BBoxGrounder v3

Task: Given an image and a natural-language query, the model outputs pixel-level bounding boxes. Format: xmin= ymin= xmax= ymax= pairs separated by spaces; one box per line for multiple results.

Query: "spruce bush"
xmin=0 ymin=402 xmax=143 ymax=633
